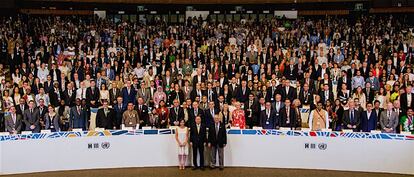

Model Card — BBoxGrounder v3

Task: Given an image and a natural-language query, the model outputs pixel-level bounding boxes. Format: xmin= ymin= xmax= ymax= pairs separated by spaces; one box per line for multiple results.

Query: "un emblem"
xmin=101 ymin=142 xmax=110 ymax=149
xmin=318 ymin=143 xmax=327 ymax=150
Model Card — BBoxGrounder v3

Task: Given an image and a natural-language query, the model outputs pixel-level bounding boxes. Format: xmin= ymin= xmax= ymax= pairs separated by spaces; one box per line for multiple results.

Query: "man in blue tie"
xmin=343 ymin=101 xmax=361 ymax=131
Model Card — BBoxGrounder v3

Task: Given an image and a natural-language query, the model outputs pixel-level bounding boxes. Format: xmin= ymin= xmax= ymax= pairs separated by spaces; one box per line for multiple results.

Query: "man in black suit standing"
xmin=113 ymin=97 xmax=126 ymax=129
xmin=190 ymin=116 xmax=207 ymax=170
xmin=236 ymin=80 xmax=250 ymax=103
xmin=363 ymin=83 xmax=375 ymax=104
xmin=137 ymin=97 xmax=149 ymax=128
xmin=96 ymin=100 xmax=115 ymax=129
xmin=280 ymin=79 xmax=296 ymax=102
xmin=86 ymin=80 xmax=100 ymax=108
xmin=400 ymin=85 xmax=414 ymax=113
xmin=245 ymin=93 xmax=259 ymax=128
xmin=23 ymin=100 xmax=41 ymax=133
xmin=343 ymin=100 xmax=361 ymax=131
xmin=208 ymin=114 xmax=227 ymax=170
xmin=280 ymin=99 xmax=297 ymax=129
xmin=189 ymin=101 xmax=204 ymax=126
xmin=169 ymin=99 xmax=184 ymax=126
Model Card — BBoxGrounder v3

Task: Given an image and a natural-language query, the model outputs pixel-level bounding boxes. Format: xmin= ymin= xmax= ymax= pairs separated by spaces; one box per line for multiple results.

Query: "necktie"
xmin=216 ymin=123 xmax=219 ymax=136
xmin=30 ymin=109 xmax=33 ymax=114
xmin=350 ymin=110 xmax=354 ymax=122
xmin=81 ymin=89 xmax=84 ymax=98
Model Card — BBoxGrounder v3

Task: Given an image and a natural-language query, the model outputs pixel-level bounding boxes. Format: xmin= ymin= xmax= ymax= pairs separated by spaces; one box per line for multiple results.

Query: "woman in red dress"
xmin=153 ymin=100 xmax=169 ymax=128
xmin=231 ymin=102 xmax=246 ymax=129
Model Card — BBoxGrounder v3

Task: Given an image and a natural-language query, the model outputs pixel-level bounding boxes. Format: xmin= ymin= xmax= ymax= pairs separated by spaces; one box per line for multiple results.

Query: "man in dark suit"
xmin=280 ymin=99 xmax=297 ymax=128
xmin=235 ymin=80 xmax=250 ymax=103
xmin=400 ymin=86 xmax=414 ymax=112
xmin=208 ymin=114 xmax=227 ymax=170
xmin=280 ymin=79 xmax=297 ymax=102
xmin=37 ymin=99 xmax=48 ymax=129
xmin=113 ymin=97 xmax=127 ymax=129
xmin=361 ymin=103 xmax=378 ymax=132
xmin=23 ymin=100 xmax=40 ymax=133
xmin=363 ymin=83 xmax=376 ymax=104
xmin=283 ymin=60 xmax=298 ymax=81
xmin=63 ymin=83 xmax=76 ymax=107
xmin=4 ymin=106 xmax=23 ymax=134
xmin=205 ymin=101 xmax=218 ymax=128
xmin=245 ymin=94 xmax=259 ymax=128
xmin=299 ymin=83 xmax=313 ymax=107
xmin=16 ymin=98 xmax=28 ymax=115
xmin=319 ymin=84 xmax=334 ymax=104
xmin=136 ymin=97 xmax=149 ymax=128
xmin=169 ymin=99 xmax=184 ymax=126
xmin=86 ymin=80 xmax=100 ymax=108
xmin=122 ymin=81 xmax=137 ymax=105
xmin=190 ymin=116 xmax=207 ymax=170
xmin=69 ymin=99 xmax=88 ymax=130
xmin=266 ymin=80 xmax=278 ymax=103
xmin=260 ymin=102 xmax=278 ymax=129
xmin=338 ymin=70 xmax=352 ymax=90
xmin=189 ymin=101 xmax=205 ymax=128
xmin=109 ymin=82 xmax=121 ymax=105
xmin=343 ymin=101 xmax=361 ymax=131
xmin=192 ymin=69 xmax=206 ymax=87
xmin=96 ymin=100 xmax=115 ymax=129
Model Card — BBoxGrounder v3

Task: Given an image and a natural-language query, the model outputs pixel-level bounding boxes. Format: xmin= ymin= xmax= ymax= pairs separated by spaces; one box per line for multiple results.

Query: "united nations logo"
xmin=101 ymin=142 xmax=110 ymax=149
xmin=318 ymin=143 xmax=327 ymax=150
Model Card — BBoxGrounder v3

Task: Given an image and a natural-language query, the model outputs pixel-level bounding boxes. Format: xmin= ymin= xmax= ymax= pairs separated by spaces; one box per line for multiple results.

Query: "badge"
xmin=266 ymin=121 xmax=269 ymax=125
xmin=129 ymin=122 xmax=132 ymax=125
xmin=276 ymin=113 xmax=279 ymax=116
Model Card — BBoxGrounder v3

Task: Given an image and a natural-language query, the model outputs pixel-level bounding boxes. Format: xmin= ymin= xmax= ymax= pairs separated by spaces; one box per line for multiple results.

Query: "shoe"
xmin=210 ymin=166 xmax=216 ymax=170
xmin=192 ymin=167 xmax=199 ymax=170
xmin=200 ymin=167 xmax=205 ymax=171
xmin=219 ymin=167 xmax=224 ymax=171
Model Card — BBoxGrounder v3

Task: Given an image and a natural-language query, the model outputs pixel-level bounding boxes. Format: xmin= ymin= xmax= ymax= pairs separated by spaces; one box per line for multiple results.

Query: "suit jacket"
xmin=44 ymin=114 xmax=60 ymax=131
xmin=360 ymin=111 xmax=377 ymax=132
xmin=136 ymin=88 xmax=151 ymax=105
xmin=319 ymin=90 xmax=334 ymax=104
xmin=69 ymin=106 xmax=87 ymax=130
xmin=260 ymin=109 xmax=278 ymax=129
xmin=343 ymin=109 xmax=361 ymax=131
xmin=204 ymin=108 xmax=219 ymax=128
xmin=113 ymin=103 xmax=127 ymax=128
xmin=235 ymin=86 xmax=250 ymax=103
xmin=190 ymin=123 xmax=207 ymax=146
xmin=122 ymin=87 xmax=137 ymax=105
xmin=23 ymin=108 xmax=40 ymax=132
xmin=208 ymin=122 xmax=227 ymax=147
xmin=86 ymin=87 xmax=100 ymax=108
xmin=136 ymin=104 xmax=149 ymax=126
xmin=380 ymin=110 xmax=399 ymax=133
xmin=16 ymin=104 xmax=28 ymax=115
xmin=109 ymin=88 xmax=121 ymax=105
xmin=63 ymin=89 xmax=76 ymax=107
xmin=280 ymin=106 xmax=297 ymax=128
xmin=4 ymin=113 xmax=23 ymax=133
xmin=299 ymin=89 xmax=313 ymax=106
xmin=363 ymin=88 xmax=375 ymax=104
xmin=283 ymin=64 xmax=298 ymax=80
xmin=280 ymin=86 xmax=297 ymax=102
xmin=96 ymin=108 xmax=115 ymax=129
xmin=189 ymin=108 xmax=205 ymax=126
xmin=169 ymin=107 xmax=184 ymax=126
xmin=400 ymin=93 xmax=414 ymax=112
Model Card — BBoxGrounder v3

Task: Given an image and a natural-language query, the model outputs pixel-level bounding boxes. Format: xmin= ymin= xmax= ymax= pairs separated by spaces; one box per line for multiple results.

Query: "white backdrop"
xmin=1 ymin=133 xmax=413 ymax=175
xmin=185 ymin=11 xmax=210 ymax=20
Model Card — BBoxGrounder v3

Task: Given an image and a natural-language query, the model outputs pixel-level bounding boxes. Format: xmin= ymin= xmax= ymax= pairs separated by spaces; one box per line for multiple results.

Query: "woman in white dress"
xmin=175 ymin=119 xmax=189 ymax=170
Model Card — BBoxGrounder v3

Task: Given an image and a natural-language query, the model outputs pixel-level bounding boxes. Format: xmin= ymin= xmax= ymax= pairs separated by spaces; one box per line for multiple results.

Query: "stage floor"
xmin=2 ymin=167 xmax=411 ymax=177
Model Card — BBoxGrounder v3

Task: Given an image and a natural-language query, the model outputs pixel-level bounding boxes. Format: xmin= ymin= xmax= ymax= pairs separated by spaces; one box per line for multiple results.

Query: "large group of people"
xmin=0 ymin=13 xmax=413 ymax=139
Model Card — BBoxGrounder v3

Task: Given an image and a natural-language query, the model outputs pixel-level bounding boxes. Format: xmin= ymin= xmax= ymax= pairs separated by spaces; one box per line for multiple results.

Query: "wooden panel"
xmin=369 ymin=7 xmax=414 ymax=13
xmin=298 ymin=10 xmax=349 ymax=15
xmin=20 ymin=9 xmax=94 ymax=15
xmin=24 ymin=0 xmax=367 ymax=4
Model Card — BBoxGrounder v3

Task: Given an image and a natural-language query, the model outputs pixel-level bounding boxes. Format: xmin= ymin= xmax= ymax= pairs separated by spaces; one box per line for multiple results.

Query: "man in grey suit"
xmin=4 ymin=106 xmax=23 ymax=134
xmin=23 ymin=100 xmax=41 ymax=133
xmin=137 ymin=82 xmax=151 ymax=105
xmin=380 ymin=102 xmax=399 ymax=133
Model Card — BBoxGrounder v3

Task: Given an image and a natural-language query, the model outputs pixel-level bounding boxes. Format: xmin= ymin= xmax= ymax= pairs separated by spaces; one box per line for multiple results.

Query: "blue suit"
xmin=122 ymin=87 xmax=137 ymax=105
xmin=113 ymin=103 xmax=127 ymax=129
xmin=360 ymin=111 xmax=377 ymax=132
xmin=69 ymin=106 xmax=87 ymax=130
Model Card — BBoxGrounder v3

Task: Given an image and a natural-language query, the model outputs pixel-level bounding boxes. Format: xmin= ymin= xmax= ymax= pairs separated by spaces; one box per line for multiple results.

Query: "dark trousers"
xmin=192 ymin=144 xmax=204 ymax=168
